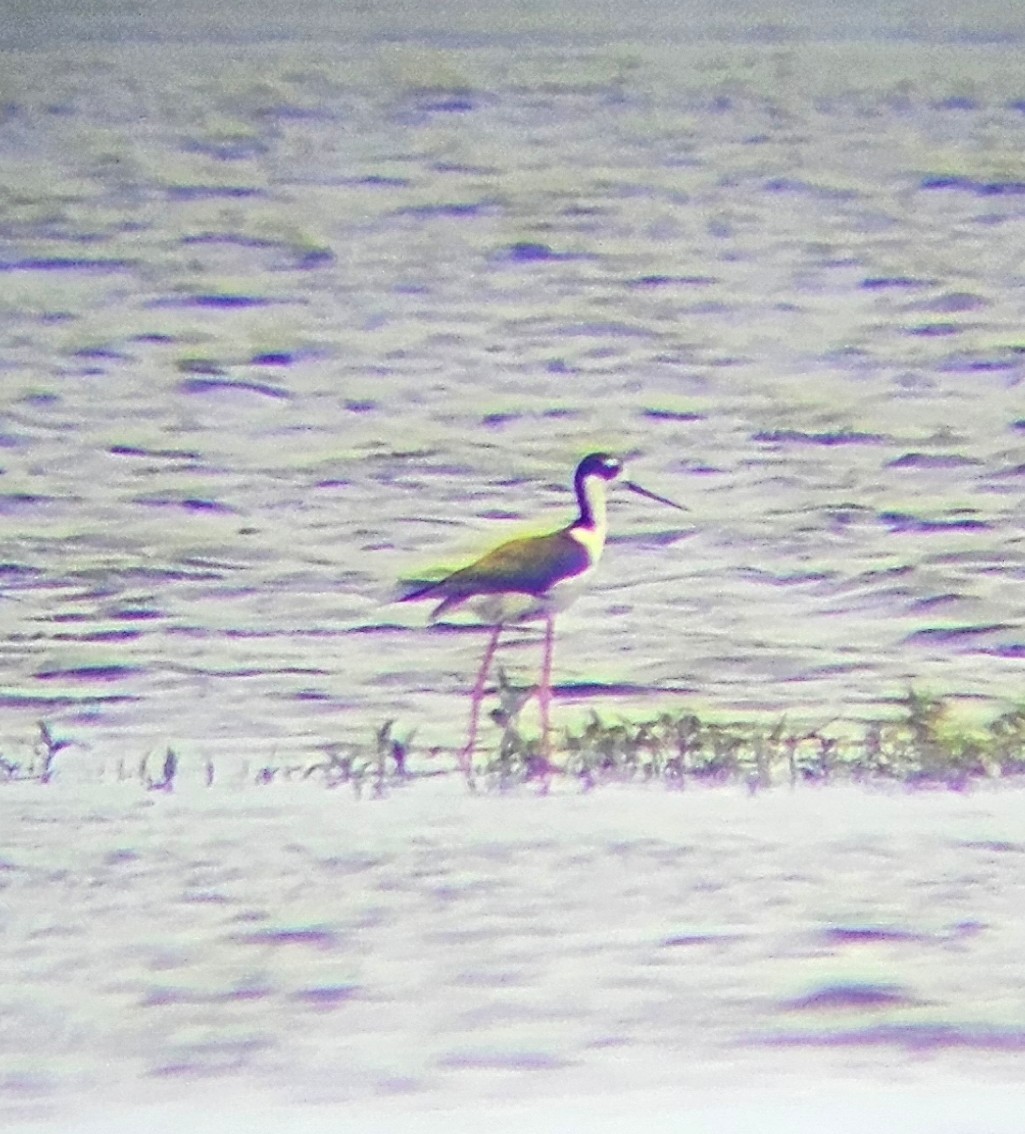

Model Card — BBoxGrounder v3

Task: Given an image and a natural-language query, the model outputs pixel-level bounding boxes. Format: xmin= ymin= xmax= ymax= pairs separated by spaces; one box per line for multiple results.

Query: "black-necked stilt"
xmin=403 ymin=453 xmax=686 ymax=781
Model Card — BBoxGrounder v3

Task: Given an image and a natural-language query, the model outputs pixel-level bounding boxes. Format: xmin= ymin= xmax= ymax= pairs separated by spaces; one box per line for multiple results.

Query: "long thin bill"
xmin=623 ymin=479 xmax=688 ymax=512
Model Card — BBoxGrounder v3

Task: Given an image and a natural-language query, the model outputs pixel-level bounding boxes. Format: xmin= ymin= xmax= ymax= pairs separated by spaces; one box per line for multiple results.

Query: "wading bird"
xmin=402 ymin=453 xmax=686 ymax=781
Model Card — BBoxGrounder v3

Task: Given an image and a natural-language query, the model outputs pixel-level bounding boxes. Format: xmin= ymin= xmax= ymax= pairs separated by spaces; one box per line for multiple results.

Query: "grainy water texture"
xmin=2 ymin=1 xmax=1025 ymax=1130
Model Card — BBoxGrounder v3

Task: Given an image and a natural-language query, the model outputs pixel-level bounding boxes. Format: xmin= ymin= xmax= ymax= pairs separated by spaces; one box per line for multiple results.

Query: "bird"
xmin=402 ymin=453 xmax=687 ymax=783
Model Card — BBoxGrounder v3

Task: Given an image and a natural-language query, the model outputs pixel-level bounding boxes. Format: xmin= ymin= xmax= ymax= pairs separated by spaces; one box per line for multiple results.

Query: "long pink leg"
xmin=461 ymin=623 xmax=502 ymax=779
xmin=538 ymin=614 xmax=555 ymax=769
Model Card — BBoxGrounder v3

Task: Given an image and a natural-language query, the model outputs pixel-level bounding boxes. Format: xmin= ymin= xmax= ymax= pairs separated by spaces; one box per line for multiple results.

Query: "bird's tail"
xmin=397 ymin=578 xmax=443 ymax=604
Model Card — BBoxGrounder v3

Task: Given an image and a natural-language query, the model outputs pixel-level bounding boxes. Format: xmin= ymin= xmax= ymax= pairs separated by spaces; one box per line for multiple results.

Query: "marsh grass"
xmin=4 ymin=693 xmax=1025 ymax=794
xmin=310 ymin=688 xmax=1025 ymax=794
xmin=301 ymin=720 xmax=417 ymax=797
xmin=472 ymin=688 xmax=1025 ymax=793
xmin=0 ymin=721 xmax=73 ymax=783
xmin=143 ymin=748 xmax=179 ymax=793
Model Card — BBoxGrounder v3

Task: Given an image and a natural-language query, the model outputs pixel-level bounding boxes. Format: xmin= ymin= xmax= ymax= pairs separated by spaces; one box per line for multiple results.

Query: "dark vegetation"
xmin=468 ymin=681 xmax=1025 ymax=794
xmin=4 ymin=689 xmax=1025 ymax=795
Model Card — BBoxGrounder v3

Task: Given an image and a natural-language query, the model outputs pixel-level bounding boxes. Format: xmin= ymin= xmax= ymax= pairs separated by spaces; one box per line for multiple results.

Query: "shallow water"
xmin=4 ymin=11 xmax=1025 ymax=774
xmin=4 ymin=7 xmax=1025 ymax=1130
xmin=3 ymin=780 xmax=1025 ymax=1131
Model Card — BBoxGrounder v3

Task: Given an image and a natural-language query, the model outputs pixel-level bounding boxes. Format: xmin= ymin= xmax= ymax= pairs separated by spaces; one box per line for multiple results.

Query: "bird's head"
xmin=575 ymin=452 xmax=686 ymax=513
xmin=575 ymin=452 xmax=623 ymax=486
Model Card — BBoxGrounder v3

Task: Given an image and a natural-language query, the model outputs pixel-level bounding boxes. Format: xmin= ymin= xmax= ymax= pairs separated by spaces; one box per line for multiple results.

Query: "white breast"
xmin=568 ymin=523 xmax=605 ymax=562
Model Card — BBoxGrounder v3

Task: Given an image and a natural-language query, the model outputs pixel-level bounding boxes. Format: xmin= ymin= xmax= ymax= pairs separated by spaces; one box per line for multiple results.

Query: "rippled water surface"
xmin=4 ymin=781 xmax=1025 ymax=1131
xmin=4 ymin=12 xmax=1025 ymax=770
xmin=4 ymin=6 xmax=1025 ymax=1131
